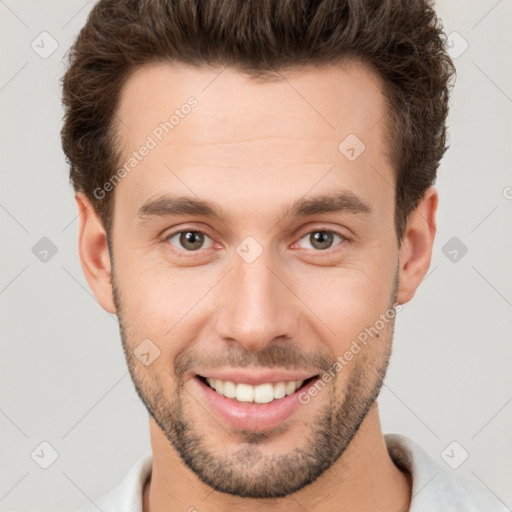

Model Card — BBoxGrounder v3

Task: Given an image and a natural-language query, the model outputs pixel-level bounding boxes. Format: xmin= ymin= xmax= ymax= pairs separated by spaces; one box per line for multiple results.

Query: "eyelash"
xmin=162 ymin=227 xmax=349 ymax=256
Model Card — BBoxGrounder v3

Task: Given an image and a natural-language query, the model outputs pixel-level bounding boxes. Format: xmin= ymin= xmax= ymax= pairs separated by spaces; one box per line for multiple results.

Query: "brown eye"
xmin=298 ymin=230 xmax=344 ymax=250
xmin=167 ymin=230 xmax=212 ymax=251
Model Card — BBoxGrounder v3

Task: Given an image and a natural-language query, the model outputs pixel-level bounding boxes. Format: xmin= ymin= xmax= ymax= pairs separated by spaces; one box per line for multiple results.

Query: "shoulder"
xmin=75 ymin=452 xmax=153 ymax=512
xmin=385 ymin=433 xmax=508 ymax=512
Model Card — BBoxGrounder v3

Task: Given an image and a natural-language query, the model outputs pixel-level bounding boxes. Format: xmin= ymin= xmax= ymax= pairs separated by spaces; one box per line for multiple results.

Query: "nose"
xmin=215 ymin=246 xmax=299 ymax=352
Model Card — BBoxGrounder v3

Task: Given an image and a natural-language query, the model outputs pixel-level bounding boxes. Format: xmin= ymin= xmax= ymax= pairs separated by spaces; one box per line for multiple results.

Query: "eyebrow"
xmin=136 ymin=190 xmax=372 ymax=223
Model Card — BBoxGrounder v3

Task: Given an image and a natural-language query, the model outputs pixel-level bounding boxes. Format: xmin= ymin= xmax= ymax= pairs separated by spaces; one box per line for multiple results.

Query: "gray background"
xmin=1 ymin=0 xmax=511 ymax=510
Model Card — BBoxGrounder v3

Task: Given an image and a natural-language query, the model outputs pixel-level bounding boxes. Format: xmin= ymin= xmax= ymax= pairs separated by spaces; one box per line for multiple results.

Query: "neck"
xmin=143 ymin=402 xmax=411 ymax=512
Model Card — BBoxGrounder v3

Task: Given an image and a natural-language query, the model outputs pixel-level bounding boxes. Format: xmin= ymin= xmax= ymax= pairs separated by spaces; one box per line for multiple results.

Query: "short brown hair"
xmin=61 ymin=0 xmax=455 ymax=242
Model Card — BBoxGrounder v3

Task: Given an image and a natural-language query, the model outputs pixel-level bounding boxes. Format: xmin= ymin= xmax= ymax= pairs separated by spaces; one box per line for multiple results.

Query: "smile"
xmin=199 ymin=376 xmax=316 ymax=404
xmin=193 ymin=373 xmax=320 ymax=431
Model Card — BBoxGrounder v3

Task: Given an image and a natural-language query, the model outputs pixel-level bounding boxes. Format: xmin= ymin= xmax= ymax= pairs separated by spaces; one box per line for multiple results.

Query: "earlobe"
xmin=75 ymin=192 xmax=116 ymax=314
xmin=396 ymin=186 xmax=438 ymax=305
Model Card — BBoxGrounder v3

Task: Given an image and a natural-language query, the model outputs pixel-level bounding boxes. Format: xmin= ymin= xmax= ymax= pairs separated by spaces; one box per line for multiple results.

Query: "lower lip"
xmin=191 ymin=376 xmax=319 ymax=431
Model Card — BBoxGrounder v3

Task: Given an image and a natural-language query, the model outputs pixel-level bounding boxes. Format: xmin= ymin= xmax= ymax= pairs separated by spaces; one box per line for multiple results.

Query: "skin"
xmin=76 ymin=60 xmax=437 ymax=511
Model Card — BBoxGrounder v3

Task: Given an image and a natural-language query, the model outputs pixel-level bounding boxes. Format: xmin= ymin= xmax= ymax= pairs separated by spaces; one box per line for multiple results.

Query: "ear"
xmin=75 ymin=192 xmax=116 ymax=314
xmin=397 ymin=186 xmax=438 ymax=305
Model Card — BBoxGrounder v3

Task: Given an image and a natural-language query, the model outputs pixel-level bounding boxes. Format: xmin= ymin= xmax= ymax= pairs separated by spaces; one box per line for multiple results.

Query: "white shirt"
xmin=77 ymin=434 xmax=508 ymax=511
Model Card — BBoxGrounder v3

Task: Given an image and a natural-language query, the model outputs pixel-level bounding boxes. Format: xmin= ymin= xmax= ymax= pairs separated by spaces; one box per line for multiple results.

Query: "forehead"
xmin=112 ymin=60 xmax=394 ymax=223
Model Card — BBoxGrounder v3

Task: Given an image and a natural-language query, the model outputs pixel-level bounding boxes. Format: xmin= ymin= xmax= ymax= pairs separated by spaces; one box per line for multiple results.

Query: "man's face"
xmin=109 ymin=61 xmax=400 ymax=497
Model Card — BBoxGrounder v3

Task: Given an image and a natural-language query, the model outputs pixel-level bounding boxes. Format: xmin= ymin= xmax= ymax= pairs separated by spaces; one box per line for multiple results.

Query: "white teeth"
xmin=285 ymin=381 xmax=297 ymax=396
xmin=203 ymin=377 xmax=308 ymax=403
xmin=254 ymin=383 xmax=274 ymax=404
xmin=214 ymin=379 xmax=224 ymax=394
xmin=273 ymin=381 xmax=286 ymax=399
xmin=223 ymin=380 xmax=236 ymax=399
xmin=235 ymin=383 xmax=254 ymax=402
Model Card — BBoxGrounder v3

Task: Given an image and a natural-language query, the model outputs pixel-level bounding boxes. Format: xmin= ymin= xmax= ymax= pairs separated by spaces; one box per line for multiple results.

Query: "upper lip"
xmin=195 ymin=370 xmax=318 ymax=386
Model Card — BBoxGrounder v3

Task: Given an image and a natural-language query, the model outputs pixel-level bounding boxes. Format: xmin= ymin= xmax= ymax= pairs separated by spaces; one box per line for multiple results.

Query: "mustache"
xmin=174 ymin=342 xmax=334 ymax=379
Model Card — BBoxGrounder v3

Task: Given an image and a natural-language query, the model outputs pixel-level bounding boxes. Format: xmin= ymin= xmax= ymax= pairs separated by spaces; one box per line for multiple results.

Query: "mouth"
xmin=192 ymin=373 xmax=321 ymax=431
xmin=197 ymin=375 xmax=318 ymax=404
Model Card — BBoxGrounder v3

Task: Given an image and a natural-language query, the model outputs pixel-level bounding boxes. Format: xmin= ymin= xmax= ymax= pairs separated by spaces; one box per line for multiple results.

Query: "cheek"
xmin=291 ymin=261 xmax=396 ymax=348
xmin=114 ymin=260 xmax=217 ymax=354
